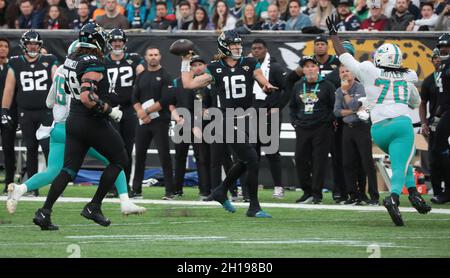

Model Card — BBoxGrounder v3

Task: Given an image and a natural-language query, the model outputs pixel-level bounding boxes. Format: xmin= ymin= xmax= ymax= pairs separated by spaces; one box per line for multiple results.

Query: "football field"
xmin=1 ymin=186 xmax=450 ymax=258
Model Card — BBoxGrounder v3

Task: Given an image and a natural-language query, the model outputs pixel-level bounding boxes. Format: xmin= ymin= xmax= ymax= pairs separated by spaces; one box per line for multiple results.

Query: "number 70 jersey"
xmin=339 ymin=53 xmax=419 ymax=124
xmin=8 ymin=54 xmax=58 ymax=110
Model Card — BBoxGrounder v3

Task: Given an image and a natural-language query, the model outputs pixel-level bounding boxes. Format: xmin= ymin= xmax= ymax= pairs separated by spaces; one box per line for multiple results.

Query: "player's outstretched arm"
xmin=254 ymin=68 xmax=278 ymax=93
xmin=326 ymin=14 xmax=347 ymax=57
xmin=180 ymin=54 xmax=212 ymax=89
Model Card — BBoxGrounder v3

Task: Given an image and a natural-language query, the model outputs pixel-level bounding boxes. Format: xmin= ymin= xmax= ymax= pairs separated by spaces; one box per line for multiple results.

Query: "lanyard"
xmin=302 ymin=75 xmax=321 ymax=97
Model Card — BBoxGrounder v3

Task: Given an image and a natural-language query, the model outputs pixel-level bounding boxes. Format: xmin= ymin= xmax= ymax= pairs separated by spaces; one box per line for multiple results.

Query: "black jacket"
xmin=289 ymin=75 xmax=336 ymax=128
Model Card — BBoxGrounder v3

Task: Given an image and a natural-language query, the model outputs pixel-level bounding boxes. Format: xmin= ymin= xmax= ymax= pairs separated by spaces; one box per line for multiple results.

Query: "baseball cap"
xmin=299 ymin=56 xmax=319 ymax=67
xmin=367 ymin=0 xmax=381 ymax=9
xmin=190 ymin=55 xmax=206 ymax=65
xmin=314 ymin=35 xmax=328 ymax=44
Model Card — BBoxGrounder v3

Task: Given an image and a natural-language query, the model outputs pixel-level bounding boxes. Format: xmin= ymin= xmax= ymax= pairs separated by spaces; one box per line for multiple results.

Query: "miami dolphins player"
xmin=326 ymin=15 xmax=431 ymax=226
xmin=6 ymin=41 xmax=146 ymax=216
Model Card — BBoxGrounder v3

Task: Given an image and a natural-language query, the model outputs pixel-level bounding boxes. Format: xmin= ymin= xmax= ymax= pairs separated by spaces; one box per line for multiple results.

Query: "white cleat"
xmin=272 ymin=186 xmax=285 ymax=199
xmin=6 ymin=183 xmax=25 ymax=214
xmin=120 ymin=201 xmax=147 ymax=216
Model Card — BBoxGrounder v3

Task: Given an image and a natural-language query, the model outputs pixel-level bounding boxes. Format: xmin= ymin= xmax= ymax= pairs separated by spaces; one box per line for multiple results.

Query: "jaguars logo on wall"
xmin=278 ymin=39 xmax=435 ymax=80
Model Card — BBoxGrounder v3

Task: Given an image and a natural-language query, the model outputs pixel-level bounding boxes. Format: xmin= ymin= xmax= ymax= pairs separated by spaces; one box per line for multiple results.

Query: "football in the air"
xmin=169 ymin=39 xmax=194 ymax=56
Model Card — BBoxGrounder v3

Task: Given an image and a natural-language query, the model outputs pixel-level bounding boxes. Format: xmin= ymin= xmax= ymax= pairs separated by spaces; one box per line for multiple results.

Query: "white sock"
xmin=18 ymin=184 xmax=28 ymax=196
xmin=119 ymin=193 xmax=130 ymax=204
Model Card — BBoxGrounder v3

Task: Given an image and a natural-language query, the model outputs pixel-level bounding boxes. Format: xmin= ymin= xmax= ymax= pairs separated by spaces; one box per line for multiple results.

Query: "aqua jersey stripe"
xmin=393 ymin=45 xmax=400 ymax=66
xmin=84 ymin=66 xmax=105 ymax=72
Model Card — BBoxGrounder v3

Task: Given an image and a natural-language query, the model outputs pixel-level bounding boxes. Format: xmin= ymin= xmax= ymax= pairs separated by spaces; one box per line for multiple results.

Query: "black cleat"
xmin=430 ymin=194 xmax=450 ymax=204
xmin=383 ymin=196 xmax=404 ymax=226
xmin=33 ymin=208 xmax=59 ymax=231
xmin=81 ymin=203 xmax=111 ymax=227
xmin=408 ymin=191 xmax=432 ymax=214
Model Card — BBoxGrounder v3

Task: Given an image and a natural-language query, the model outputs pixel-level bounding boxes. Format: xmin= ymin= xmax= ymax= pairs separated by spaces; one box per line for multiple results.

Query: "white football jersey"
xmin=339 ymin=53 xmax=419 ymax=123
xmin=46 ymin=65 xmax=71 ymax=123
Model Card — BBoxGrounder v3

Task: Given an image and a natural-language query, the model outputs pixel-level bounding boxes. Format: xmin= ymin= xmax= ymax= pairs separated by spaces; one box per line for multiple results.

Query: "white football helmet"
xmin=67 ymin=40 xmax=79 ymax=55
xmin=374 ymin=43 xmax=403 ymax=69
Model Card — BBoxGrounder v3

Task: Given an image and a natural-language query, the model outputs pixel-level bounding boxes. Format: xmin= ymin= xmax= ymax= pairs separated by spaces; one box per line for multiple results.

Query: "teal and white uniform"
xmin=339 ymin=52 xmax=420 ymax=196
xmin=24 ymin=65 xmax=128 ymax=195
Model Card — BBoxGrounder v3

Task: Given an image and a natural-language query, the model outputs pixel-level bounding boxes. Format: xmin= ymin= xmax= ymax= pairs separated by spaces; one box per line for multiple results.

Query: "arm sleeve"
xmin=272 ymin=64 xmax=289 ymax=109
xmin=339 ymin=53 xmax=374 ymax=83
xmin=334 ymin=89 xmax=344 ymax=118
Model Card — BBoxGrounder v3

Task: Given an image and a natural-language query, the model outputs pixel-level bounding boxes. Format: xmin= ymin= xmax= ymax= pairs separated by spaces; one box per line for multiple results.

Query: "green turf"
xmin=1 ymin=186 xmax=450 ymax=258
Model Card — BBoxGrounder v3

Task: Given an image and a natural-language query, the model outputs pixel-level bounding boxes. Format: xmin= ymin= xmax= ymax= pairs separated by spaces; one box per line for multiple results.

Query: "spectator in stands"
xmin=70 ymin=0 xmax=91 ymax=30
xmin=235 ymin=3 xmax=263 ymax=32
xmin=187 ymin=0 xmax=199 ymax=13
xmin=4 ymin=0 xmax=20 ymax=28
xmin=144 ymin=1 xmax=176 ymax=30
xmin=46 ymin=0 xmax=69 ymax=16
xmin=44 ymin=4 xmax=69 ymax=29
xmin=353 ymin=0 xmax=369 ymax=21
xmin=146 ymin=0 xmax=175 ymax=22
xmin=96 ymin=0 xmax=129 ymax=29
xmin=276 ymin=0 xmax=290 ymax=21
xmin=0 ymin=0 xmax=7 ymax=28
xmin=230 ymin=0 xmax=245 ymax=19
xmin=407 ymin=2 xmax=438 ymax=31
xmin=18 ymin=0 xmax=44 ymax=29
xmin=360 ymin=0 xmax=387 ymax=31
xmin=382 ymin=0 xmax=395 ymax=18
xmin=285 ymin=0 xmax=312 ymax=30
xmin=175 ymin=1 xmax=193 ymax=30
xmin=64 ymin=0 xmax=79 ymax=22
xmin=203 ymin=0 xmax=217 ymax=16
xmin=211 ymin=0 xmax=237 ymax=31
xmin=384 ymin=0 xmax=415 ymax=30
xmin=250 ymin=0 xmax=269 ymax=20
xmin=126 ymin=0 xmax=147 ymax=29
xmin=334 ymin=64 xmax=379 ymax=205
xmin=188 ymin=6 xmax=213 ymax=29
xmin=334 ymin=0 xmax=361 ymax=31
xmin=310 ymin=0 xmax=335 ymax=30
xmin=435 ymin=0 xmax=449 ymax=31
xmin=92 ymin=0 xmax=125 ymax=20
xmin=406 ymin=0 xmax=420 ymax=19
xmin=261 ymin=3 xmax=287 ymax=30
xmin=304 ymin=0 xmax=319 ymax=17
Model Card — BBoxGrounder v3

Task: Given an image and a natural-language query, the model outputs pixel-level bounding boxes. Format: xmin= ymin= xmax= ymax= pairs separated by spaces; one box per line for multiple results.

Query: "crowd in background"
xmin=0 ymin=0 xmax=448 ymax=32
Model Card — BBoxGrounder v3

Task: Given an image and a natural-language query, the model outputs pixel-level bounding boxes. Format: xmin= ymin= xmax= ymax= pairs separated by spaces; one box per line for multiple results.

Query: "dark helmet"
xmin=19 ymin=30 xmax=43 ymax=58
xmin=78 ymin=22 xmax=107 ymax=53
xmin=107 ymin=28 xmax=127 ymax=54
xmin=436 ymin=33 xmax=450 ymax=60
xmin=217 ymin=30 xmax=243 ymax=60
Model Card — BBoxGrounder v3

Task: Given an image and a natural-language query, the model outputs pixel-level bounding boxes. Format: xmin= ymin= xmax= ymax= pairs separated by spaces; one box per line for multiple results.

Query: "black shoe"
xmin=80 ymin=203 xmax=111 ymax=227
xmin=335 ymin=197 xmax=347 ymax=205
xmin=367 ymin=199 xmax=380 ymax=206
xmin=295 ymin=193 xmax=313 ymax=204
xmin=430 ymin=194 xmax=450 ymax=204
xmin=408 ymin=191 xmax=432 ymax=214
xmin=173 ymin=190 xmax=184 ymax=197
xmin=343 ymin=198 xmax=361 ymax=205
xmin=129 ymin=191 xmax=142 ymax=199
xmin=383 ymin=196 xmax=404 ymax=226
xmin=33 ymin=208 xmax=59 ymax=231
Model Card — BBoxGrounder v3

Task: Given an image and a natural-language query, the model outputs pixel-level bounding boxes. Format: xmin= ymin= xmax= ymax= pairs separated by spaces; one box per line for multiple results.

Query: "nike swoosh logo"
xmin=87 ymin=208 xmax=92 ymax=214
xmin=40 ymin=212 xmax=45 ymax=219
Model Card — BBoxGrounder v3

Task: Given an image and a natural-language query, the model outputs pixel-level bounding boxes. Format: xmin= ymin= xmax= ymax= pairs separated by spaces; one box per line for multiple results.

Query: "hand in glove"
xmin=326 ymin=14 xmax=339 ymax=36
xmin=1 ymin=108 xmax=15 ymax=129
xmin=109 ymin=106 xmax=123 ymax=122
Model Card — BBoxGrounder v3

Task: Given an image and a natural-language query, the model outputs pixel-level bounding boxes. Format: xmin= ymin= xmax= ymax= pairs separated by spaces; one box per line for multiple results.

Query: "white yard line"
xmin=1 ymin=196 xmax=450 ymax=215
